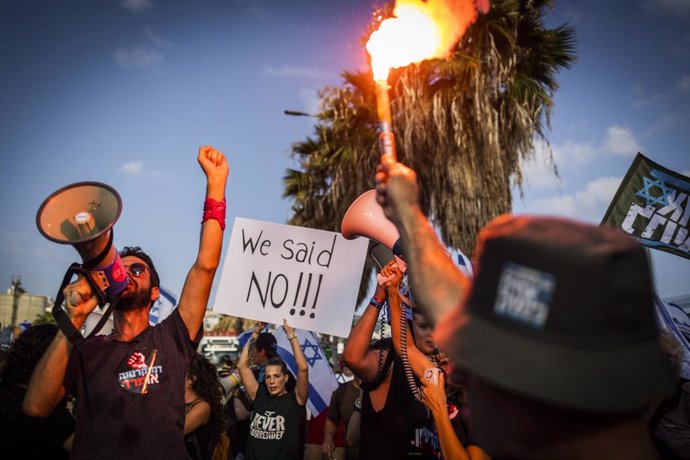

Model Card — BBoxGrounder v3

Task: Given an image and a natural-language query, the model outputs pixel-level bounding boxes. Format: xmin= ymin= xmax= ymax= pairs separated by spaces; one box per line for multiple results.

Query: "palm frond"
xmin=282 ymin=0 xmax=577 ymax=304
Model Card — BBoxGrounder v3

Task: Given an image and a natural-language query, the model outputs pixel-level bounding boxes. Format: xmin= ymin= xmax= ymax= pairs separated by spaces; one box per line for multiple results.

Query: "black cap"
xmin=437 ymin=214 xmax=676 ymax=412
xmin=255 ymin=332 xmax=279 ymax=358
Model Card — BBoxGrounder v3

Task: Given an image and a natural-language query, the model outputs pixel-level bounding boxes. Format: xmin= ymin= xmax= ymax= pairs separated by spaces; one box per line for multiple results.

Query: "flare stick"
xmin=375 ymin=79 xmax=397 ymax=164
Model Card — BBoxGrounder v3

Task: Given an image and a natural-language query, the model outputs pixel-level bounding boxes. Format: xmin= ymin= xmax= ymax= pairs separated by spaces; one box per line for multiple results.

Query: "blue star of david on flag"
xmin=636 ymin=177 xmax=673 ymax=207
xmin=300 ymin=337 xmax=322 ymax=367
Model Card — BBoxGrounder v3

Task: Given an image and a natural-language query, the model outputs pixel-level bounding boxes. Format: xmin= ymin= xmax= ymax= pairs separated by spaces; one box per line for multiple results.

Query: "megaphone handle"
xmin=51 ymin=264 xmax=109 ymax=346
xmin=52 ymin=263 xmax=88 ymax=346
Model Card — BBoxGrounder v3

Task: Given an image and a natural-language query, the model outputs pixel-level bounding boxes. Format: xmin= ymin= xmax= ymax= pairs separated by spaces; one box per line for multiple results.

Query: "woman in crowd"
xmin=184 ymin=353 xmax=228 ymax=460
xmin=238 ymin=319 xmax=308 ymax=460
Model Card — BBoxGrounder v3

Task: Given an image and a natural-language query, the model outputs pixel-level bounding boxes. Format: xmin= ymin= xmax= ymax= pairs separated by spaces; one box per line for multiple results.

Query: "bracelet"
xmin=369 ymin=296 xmax=385 ymax=309
xmin=287 ymin=334 xmax=298 ymax=341
xmin=202 ymin=198 xmax=227 ymax=230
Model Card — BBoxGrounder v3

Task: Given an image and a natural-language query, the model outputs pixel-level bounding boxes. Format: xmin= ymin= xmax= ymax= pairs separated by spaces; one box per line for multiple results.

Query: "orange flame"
xmin=366 ymin=0 xmax=489 ymax=81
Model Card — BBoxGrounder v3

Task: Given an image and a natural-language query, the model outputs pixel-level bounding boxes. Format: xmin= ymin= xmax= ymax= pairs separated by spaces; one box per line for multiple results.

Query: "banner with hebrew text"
xmin=602 ymin=153 xmax=690 ymax=260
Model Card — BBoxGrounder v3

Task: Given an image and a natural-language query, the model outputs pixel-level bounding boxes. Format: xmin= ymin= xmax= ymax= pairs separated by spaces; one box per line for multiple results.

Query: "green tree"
xmin=212 ymin=314 xmax=254 ymax=334
xmin=284 ymin=0 xmax=576 ymax=301
xmin=34 ymin=311 xmax=56 ymax=325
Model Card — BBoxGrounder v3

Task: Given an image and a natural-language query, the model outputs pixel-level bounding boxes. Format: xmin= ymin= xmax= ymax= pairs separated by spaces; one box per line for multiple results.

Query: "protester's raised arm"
xmin=342 ymin=281 xmax=388 ymax=383
xmin=24 ymin=278 xmax=98 ymax=417
xmin=178 ymin=145 xmax=229 ymax=340
xmin=421 ymin=373 xmax=492 ymax=460
xmin=237 ymin=322 xmax=262 ymax=401
xmin=384 ymin=265 xmax=434 ymax=380
xmin=375 ymin=161 xmax=470 ymax=326
xmin=283 ymin=320 xmax=308 ymax=405
xmin=23 ymin=334 xmax=69 ymax=417
xmin=387 ymin=278 xmax=436 ymax=380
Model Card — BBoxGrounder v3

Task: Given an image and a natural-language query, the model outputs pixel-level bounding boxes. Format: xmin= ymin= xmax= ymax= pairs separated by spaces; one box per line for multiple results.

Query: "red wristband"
xmin=202 ymin=198 xmax=226 ymax=230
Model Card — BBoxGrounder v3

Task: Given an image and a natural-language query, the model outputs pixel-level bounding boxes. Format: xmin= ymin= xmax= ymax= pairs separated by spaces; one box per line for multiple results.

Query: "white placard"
xmin=213 ymin=217 xmax=368 ymax=337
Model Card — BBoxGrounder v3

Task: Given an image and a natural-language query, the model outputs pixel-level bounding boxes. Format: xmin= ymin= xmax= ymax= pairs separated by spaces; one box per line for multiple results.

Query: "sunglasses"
xmin=126 ymin=262 xmax=148 ymax=277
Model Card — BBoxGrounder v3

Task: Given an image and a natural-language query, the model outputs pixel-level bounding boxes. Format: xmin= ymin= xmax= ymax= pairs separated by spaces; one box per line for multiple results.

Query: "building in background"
xmin=0 ymin=277 xmax=51 ymax=329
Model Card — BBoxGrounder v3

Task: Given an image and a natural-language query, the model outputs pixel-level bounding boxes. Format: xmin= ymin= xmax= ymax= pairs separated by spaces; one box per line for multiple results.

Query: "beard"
xmin=115 ymin=283 xmax=153 ymax=312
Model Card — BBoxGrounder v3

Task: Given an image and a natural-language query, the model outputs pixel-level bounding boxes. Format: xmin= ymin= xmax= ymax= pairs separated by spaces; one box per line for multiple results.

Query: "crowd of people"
xmin=0 ymin=146 xmax=687 ymax=460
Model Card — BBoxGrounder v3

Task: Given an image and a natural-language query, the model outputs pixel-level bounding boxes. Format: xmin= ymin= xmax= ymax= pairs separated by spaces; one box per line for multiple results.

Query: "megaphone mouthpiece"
xmin=341 ymin=190 xmax=402 ymax=265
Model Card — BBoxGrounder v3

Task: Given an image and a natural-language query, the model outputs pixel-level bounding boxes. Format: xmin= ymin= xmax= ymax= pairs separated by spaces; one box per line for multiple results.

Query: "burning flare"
xmin=366 ymin=0 xmax=489 ymax=81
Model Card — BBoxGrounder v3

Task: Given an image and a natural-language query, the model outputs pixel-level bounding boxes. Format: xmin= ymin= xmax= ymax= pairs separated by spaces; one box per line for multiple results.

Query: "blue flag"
xmin=237 ymin=328 xmax=254 ymax=347
xmin=149 ymin=285 xmax=178 ymax=325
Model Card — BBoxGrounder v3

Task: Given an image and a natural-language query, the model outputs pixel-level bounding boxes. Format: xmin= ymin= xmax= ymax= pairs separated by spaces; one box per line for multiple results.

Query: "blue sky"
xmin=1 ymin=0 xmax=688 ymax=307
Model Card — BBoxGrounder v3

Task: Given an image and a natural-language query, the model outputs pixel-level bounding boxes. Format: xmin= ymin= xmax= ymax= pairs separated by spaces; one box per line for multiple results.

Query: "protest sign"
xmin=213 ymin=218 xmax=368 ymax=337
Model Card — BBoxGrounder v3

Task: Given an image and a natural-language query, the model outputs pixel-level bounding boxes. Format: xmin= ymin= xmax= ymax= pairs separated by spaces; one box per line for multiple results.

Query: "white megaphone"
xmin=36 ymin=181 xmax=128 ymax=301
xmin=341 ymin=190 xmax=404 ymax=268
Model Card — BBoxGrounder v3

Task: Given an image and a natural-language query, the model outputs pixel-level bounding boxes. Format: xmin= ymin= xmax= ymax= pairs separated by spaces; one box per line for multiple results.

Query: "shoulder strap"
xmin=185 ymin=398 xmax=203 ymax=413
xmin=52 ymin=231 xmax=117 ymax=346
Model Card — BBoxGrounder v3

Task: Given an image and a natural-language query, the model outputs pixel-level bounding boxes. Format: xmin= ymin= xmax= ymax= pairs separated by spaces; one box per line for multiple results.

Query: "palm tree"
xmin=33 ymin=311 xmax=56 ymax=325
xmin=211 ymin=315 xmax=254 ymax=334
xmin=284 ymin=0 xmax=576 ymax=301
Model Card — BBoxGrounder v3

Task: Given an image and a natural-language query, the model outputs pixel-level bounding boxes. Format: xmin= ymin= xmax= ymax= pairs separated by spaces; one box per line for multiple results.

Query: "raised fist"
xmin=127 ymin=352 xmax=146 ymax=369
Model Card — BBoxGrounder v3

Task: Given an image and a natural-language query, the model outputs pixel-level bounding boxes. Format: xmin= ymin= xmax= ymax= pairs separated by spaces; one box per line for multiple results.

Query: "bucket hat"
xmin=443 ymin=214 xmax=676 ymax=412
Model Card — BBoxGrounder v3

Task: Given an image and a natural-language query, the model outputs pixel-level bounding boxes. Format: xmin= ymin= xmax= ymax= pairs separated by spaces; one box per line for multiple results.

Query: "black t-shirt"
xmin=244 ymin=384 xmax=306 ymax=460
xmin=360 ymin=351 xmax=440 ymax=460
xmin=65 ymin=308 xmax=200 ymax=460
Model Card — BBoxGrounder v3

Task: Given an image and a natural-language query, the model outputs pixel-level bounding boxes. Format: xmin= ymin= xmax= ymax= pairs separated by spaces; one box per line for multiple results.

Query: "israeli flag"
xmin=237 ymin=328 xmax=254 ymax=347
xmin=274 ymin=327 xmax=339 ymax=416
xmin=149 ymin=286 xmax=178 ymax=326
xmin=449 ymin=247 xmax=473 ymax=278
xmin=654 ymin=290 xmax=690 ymax=379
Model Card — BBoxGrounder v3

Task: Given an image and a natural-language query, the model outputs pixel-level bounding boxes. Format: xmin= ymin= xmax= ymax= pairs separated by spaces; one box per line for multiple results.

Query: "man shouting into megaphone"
xmin=24 ymin=146 xmax=229 ymax=460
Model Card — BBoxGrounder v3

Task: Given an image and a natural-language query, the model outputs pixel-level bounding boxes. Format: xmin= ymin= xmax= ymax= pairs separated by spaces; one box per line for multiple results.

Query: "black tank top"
xmin=359 ymin=348 xmax=440 ymax=459
xmin=184 ymin=399 xmax=213 ymax=460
